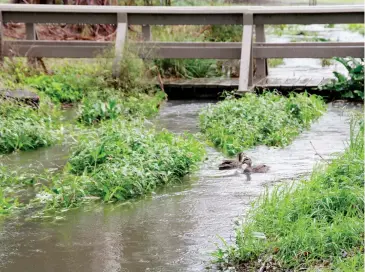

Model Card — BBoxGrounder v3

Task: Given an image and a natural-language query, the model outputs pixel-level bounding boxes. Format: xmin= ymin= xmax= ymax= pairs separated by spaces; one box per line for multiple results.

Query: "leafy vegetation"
xmin=320 ymin=57 xmax=364 ymax=100
xmin=77 ymin=92 xmax=165 ymax=125
xmin=213 ymin=117 xmax=364 ymax=271
xmin=199 ymin=92 xmax=326 ymax=155
xmin=0 ymin=100 xmax=59 ymax=154
xmin=347 ymin=24 xmax=365 ymax=35
xmin=29 ymin=120 xmax=205 ymax=211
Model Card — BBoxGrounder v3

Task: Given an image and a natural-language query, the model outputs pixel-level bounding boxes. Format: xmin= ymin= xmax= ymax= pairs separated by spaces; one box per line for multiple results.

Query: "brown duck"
xmin=243 ymin=158 xmax=270 ymax=173
xmin=219 ymin=152 xmax=270 ymax=173
xmin=218 ymin=152 xmax=251 ymax=170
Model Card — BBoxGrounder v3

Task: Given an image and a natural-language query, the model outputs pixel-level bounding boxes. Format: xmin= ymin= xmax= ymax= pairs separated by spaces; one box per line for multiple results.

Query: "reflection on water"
xmin=0 ymin=101 xmax=361 ymax=272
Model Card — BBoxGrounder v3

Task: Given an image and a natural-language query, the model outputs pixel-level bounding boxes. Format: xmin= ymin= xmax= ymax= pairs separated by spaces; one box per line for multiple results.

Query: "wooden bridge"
xmin=0 ymin=4 xmax=363 ymax=92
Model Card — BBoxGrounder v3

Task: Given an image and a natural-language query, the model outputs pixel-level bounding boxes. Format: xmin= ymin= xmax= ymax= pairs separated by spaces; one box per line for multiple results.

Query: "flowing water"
xmin=0 ymin=17 xmax=364 ymax=272
xmin=0 ymin=101 xmax=362 ymax=272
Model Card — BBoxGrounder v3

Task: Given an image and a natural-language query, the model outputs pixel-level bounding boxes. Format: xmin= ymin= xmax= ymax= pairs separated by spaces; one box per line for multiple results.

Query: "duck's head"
xmin=238 ymin=152 xmax=252 ymax=165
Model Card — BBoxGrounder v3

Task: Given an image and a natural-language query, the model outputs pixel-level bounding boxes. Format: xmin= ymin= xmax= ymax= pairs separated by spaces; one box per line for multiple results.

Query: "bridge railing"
xmin=0 ymin=4 xmax=363 ymax=91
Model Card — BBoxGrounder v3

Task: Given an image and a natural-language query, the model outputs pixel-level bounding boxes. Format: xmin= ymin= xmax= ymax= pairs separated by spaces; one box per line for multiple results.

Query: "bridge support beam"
xmin=142 ymin=24 xmax=151 ymax=41
xmin=238 ymin=13 xmax=253 ymax=92
xmin=112 ymin=13 xmax=128 ymax=78
xmin=255 ymin=24 xmax=268 ymax=81
xmin=0 ymin=12 xmax=3 ymax=63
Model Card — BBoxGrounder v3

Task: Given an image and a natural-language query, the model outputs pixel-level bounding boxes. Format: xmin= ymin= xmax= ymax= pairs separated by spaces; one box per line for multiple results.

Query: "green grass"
xmin=199 ymin=92 xmax=326 ymax=156
xmin=0 ymin=100 xmax=60 ymax=154
xmin=213 ymin=117 xmax=364 ymax=271
xmin=27 ymin=119 xmax=205 ymax=213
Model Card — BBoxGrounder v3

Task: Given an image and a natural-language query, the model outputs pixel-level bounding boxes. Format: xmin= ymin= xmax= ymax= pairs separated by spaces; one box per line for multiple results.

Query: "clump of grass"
xmin=199 ymin=92 xmax=326 ymax=155
xmin=77 ymin=91 xmax=165 ymax=125
xmin=0 ymin=100 xmax=59 ymax=154
xmin=32 ymin=119 xmax=205 ymax=211
xmin=213 ymin=117 xmax=364 ymax=271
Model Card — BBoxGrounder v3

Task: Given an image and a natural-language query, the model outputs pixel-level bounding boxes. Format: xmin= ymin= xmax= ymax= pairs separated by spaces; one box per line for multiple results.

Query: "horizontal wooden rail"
xmin=0 ymin=4 xmax=363 ymax=25
xmin=4 ymin=41 xmax=364 ymax=59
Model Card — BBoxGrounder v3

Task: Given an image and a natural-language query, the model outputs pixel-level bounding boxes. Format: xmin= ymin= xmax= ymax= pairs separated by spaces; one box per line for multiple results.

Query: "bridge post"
xmin=0 ymin=12 xmax=3 ymax=64
xmin=142 ymin=25 xmax=152 ymax=41
xmin=112 ymin=13 xmax=128 ymax=79
xmin=25 ymin=23 xmax=37 ymax=66
xmin=238 ymin=13 xmax=254 ymax=92
xmin=255 ymin=24 xmax=268 ymax=82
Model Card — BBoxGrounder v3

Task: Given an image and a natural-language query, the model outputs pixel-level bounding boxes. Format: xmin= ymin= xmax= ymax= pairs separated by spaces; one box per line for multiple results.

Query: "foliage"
xmin=32 ymin=120 xmax=205 ymax=210
xmin=154 ymin=59 xmax=222 ymax=79
xmin=213 ymin=117 xmax=364 ymax=271
xmin=77 ymin=91 xmax=165 ymax=125
xmin=320 ymin=57 xmax=364 ymax=100
xmin=268 ymin=58 xmax=284 ymax=68
xmin=199 ymin=92 xmax=326 ymax=155
xmin=0 ymin=100 xmax=59 ymax=154
xmin=347 ymin=24 xmax=365 ymax=35
xmin=204 ymin=25 xmax=242 ymax=42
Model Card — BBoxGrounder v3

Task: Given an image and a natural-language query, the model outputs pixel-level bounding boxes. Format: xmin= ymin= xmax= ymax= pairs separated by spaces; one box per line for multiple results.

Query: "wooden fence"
xmin=0 ymin=4 xmax=363 ymax=91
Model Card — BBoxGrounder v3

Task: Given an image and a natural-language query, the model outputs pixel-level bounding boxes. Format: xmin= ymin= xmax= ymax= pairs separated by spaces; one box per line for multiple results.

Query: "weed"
xmin=199 ymin=92 xmax=326 ymax=155
xmin=212 ymin=117 xmax=364 ymax=271
xmin=320 ymin=57 xmax=364 ymax=100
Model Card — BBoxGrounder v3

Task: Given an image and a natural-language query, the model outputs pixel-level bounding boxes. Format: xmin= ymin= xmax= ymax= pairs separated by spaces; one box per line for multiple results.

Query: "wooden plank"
xmin=280 ymin=77 xmax=300 ymax=87
xmin=112 ymin=13 xmax=127 ymax=78
xmin=239 ymin=13 xmax=253 ymax=92
xmin=254 ymin=13 xmax=363 ymax=25
xmin=255 ymin=24 xmax=267 ymax=80
xmin=296 ymin=77 xmax=312 ymax=87
xmin=3 ymin=41 xmax=112 ymax=58
xmin=0 ymin=11 xmax=3 ymax=62
xmin=1 ymin=5 xmax=362 ymax=25
xmin=0 ymin=4 xmax=361 ymax=15
xmin=306 ymin=77 xmax=324 ymax=87
xmin=254 ymin=45 xmax=364 ymax=58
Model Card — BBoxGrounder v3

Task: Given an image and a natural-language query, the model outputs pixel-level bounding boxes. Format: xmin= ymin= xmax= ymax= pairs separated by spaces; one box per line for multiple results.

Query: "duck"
xmin=218 ymin=152 xmax=252 ymax=170
xmin=243 ymin=160 xmax=270 ymax=173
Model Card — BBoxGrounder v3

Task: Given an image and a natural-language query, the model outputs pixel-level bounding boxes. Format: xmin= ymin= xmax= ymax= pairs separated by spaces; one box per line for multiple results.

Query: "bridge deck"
xmin=163 ymin=76 xmax=333 ymax=89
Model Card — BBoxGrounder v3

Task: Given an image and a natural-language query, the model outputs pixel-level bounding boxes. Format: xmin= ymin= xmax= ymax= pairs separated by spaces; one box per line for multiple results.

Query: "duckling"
xmin=219 ymin=152 xmax=251 ymax=170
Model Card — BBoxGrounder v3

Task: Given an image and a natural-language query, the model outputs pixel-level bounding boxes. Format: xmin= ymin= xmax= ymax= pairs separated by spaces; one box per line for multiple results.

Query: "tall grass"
xmin=0 ymin=100 xmax=59 ymax=154
xmin=213 ymin=116 xmax=364 ymax=271
xmin=30 ymin=119 xmax=205 ymax=211
xmin=199 ymin=92 xmax=326 ymax=155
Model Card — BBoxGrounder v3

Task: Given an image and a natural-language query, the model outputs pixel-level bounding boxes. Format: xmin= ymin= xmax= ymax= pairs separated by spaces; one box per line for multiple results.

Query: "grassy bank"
xmin=199 ymin=92 xmax=326 ymax=155
xmin=213 ymin=117 xmax=364 ymax=271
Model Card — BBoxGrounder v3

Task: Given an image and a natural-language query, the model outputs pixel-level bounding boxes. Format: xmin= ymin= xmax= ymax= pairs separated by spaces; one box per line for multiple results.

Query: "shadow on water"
xmin=0 ymin=100 xmax=362 ymax=272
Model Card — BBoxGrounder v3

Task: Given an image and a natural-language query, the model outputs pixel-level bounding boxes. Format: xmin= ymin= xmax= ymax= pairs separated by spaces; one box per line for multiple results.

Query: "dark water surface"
xmin=0 ymin=101 xmax=361 ymax=272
